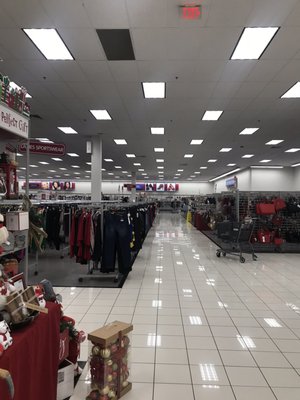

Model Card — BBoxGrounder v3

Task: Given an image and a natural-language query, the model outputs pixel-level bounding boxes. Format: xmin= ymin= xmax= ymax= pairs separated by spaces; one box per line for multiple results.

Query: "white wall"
xmin=214 ymin=167 xmax=297 ymax=193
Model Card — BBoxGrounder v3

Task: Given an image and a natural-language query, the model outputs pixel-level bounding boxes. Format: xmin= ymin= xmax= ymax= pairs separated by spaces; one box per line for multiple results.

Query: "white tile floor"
xmin=55 ymin=212 xmax=300 ymax=400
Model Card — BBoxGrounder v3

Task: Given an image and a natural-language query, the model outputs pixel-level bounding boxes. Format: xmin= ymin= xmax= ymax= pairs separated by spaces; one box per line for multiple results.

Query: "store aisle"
xmin=59 ymin=212 xmax=300 ymax=400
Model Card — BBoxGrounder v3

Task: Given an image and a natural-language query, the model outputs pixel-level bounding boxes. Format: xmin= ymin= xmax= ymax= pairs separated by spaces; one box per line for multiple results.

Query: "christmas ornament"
xmin=100 ymin=348 xmax=111 ymax=358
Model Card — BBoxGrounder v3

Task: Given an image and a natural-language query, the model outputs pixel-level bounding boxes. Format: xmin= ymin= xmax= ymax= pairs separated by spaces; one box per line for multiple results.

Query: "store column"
xmin=91 ymin=135 xmax=102 ymax=202
xmin=130 ymin=171 xmax=136 ymax=202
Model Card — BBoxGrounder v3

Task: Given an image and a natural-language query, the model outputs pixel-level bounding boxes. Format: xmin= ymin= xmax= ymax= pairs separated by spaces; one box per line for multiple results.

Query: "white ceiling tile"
xmin=1 ymin=0 xmax=53 ymax=27
xmin=40 ymin=0 xmax=92 ymax=28
xmin=51 ymin=62 xmax=88 ymax=82
xmin=245 ymin=60 xmax=287 ymax=82
xmin=109 ymin=61 xmax=139 ymax=81
xmin=207 ymin=0 xmax=253 ymax=27
xmin=220 ymin=61 xmax=257 ymax=82
xmin=247 ymin=0 xmax=299 ymax=26
xmin=0 ymin=28 xmax=43 ymax=60
xmin=212 ymin=81 xmax=242 ymax=98
xmin=78 ymin=61 xmax=114 ymax=82
xmin=126 ymin=0 xmax=167 ymax=28
xmin=59 ymin=28 xmax=106 ymax=60
xmin=83 ymin=0 xmax=129 ymax=28
xmin=137 ymin=60 xmax=196 ymax=81
xmin=168 ymin=81 xmax=216 ymax=98
xmin=43 ymin=81 xmax=77 ymax=98
xmin=234 ymin=82 xmax=268 ymax=99
xmin=22 ymin=60 xmax=63 ymax=82
xmin=263 ymin=27 xmax=300 ymax=60
xmin=194 ymin=60 xmax=226 ymax=82
xmin=272 ymin=60 xmax=300 ymax=82
xmin=131 ymin=28 xmax=168 ymax=60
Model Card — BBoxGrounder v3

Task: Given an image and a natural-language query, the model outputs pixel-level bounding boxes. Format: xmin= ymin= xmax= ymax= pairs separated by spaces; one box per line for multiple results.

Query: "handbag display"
xmin=256 ymin=203 xmax=276 ymax=215
xmin=257 ymin=229 xmax=274 ymax=243
xmin=273 ymin=197 xmax=286 ymax=211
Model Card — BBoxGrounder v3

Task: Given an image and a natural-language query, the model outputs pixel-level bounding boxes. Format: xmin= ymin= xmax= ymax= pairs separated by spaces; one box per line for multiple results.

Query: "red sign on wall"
xmin=181 ymin=6 xmax=201 ymax=20
xmin=18 ymin=141 xmax=66 ymax=156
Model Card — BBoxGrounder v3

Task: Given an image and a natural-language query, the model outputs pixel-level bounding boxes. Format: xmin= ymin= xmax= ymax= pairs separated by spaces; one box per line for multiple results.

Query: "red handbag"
xmin=273 ymin=198 xmax=286 ymax=211
xmin=256 ymin=203 xmax=276 ymax=215
xmin=257 ymin=229 xmax=273 ymax=243
xmin=274 ymin=237 xmax=284 ymax=246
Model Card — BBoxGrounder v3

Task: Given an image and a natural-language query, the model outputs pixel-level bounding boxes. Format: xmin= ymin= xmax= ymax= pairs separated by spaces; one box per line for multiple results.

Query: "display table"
xmin=0 ymin=302 xmax=61 ymax=400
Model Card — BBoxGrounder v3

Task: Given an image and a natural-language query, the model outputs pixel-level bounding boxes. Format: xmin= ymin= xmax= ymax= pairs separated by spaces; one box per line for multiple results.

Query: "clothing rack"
xmin=74 ymin=201 xmax=154 ymax=283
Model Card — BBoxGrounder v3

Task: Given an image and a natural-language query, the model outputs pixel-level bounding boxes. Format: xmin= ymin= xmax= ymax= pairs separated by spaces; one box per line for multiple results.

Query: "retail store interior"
xmin=1 ymin=1 xmax=300 ymax=399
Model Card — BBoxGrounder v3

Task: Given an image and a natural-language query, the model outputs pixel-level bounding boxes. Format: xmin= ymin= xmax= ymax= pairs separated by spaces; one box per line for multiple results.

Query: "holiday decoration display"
xmin=0 ymin=214 xmax=9 ymax=254
xmin=0 ymin=317 xmax=13 ymax=350
xmin=86 ymin=321 xmax=132 ymax=400
xmin=34 ymin=286 xmax=46 ymax=308
xmin=0 ymin=265 xmax=16 ymax=311
xmin=0 ymin=73 xmax=30 ymax=117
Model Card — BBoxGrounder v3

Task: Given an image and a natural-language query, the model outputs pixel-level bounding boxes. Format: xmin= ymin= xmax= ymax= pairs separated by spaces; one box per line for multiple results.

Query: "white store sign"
xmin=0 ymin=102 xmax=29 ymax=139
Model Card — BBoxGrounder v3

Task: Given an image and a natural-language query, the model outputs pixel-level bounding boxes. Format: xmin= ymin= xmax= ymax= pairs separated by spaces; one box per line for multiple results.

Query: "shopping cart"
xmin=216 ymin=221 xmax=257 ymax=263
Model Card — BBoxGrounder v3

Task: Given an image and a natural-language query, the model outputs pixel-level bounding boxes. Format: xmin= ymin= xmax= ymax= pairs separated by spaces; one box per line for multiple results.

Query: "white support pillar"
xmin=91 ymin=135 xmax=102 ymax=202
xmin=130 ymin=171 xmax=136 ymax=202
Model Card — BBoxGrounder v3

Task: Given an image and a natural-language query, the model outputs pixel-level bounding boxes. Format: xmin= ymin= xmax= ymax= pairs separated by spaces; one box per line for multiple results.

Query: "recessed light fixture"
xmin=142 ymin=82 xmax=166 ymax=98
xmin=20 ymin=167 xmax=26 ymax=170
xmin=292 ymin=163 xmax=300 ymax=167
xmin=58 ymin=127 xmax=78 ymax=134
xmin=178 ymin=169 xmax=184 ymax=172
xmin=71 ymin=165 xmax=80 ymax=168
xmin=90 ymin=109 xmax=112 ymax=120
xmin=158 ymin=171 xmax=164 ymax=174
xmin=266 ymin=140 xmax=284 ymax=145
xmin=281 ymin=82 xmax=300 ymax=98
xmin=85 ymin=170 xmax=91 ymax=173
xmin=16 ymin=153 xmax=23 ymax=157
xmin=10 ymin=82 xmax=32 ymax=98
xmin=115 ymin=166 xmax=122 ymax=169
xmin=184 ymin=154 xmax=194 ymax=158
xmin=231 ymin=27 xmax=279 ymax=60
xmin=209 ymin=168 xmax=241 ymax=182
xmin=156 ymin=159 xmax=164 ymax=163
xmin=190 ymin=139 xmax=203 ymax=145
xmin=67 ymin=153 xmax=79 ymax=157
xmin=190 ymin=175 xmax=196 ymax=178
xmin=194 ymin=172 xmax=201 ymax=174
xmin=138 ymin=168 xmax=144 ymax=172
xmin=36 ymin=138 xmax=54 ymax=143
xmin=242 ymin=154 xmax=254 ymax=158
xmin=175 ymin=173 xmax=181 ymax=176
xmin=133 ymin=162 xmax=141 ymax=166
xmin=49 ymin=170 xmax=56 ymax=173
xmin=74 ymin=172 xmax=80 ymax=175
xmin=157 ymin=166 xmax=164 ymax=169
xmin=127 ymin=174 xmax=132 ymax=177
xmin=154 ymin=148 xmax=164 ymax=152
xmin=86 ymin=162 xmax=92 ymax=165
xmin=122 ymin=171 xmax=128 ymax=174
xmin=114 ymin=139 xmax=127 ymax=145
xmin=208 ymin=159 xmax=217 ymax=163
xmin=59 ymin=168 xmax=67 ymax=171
xmin=29 ymin=164 xmax=38 ymax=168
xmin=104 ymin=159 xmax=113 ymax=162
xmin=39 ymin=161 xmax=49 ymax=165
xmin=64 ymin=173 xmax=70 ymax=176
xmin=239 ymin=128 xmax=259 ymax=135
xmin=101 ymin=168 xmax=106 ymax=171
xmin=202 ymin=111 xmax=223 ymax=121
xmin=219 ymin=148 xmax=232 ymax=152
xmin=108 ymin=172 xmax=114 ymax=175
xmin=23 ymin=28 xmax=74 ymax=60
xmin=285 ymin=148 xmax=300 ymax=153
xmin=227 ymin=163 xmax=236 ymax=167
xmin=141 ymin=173 xmax=147 ymax=176
xmin=126 ymin=154 xmax=136 ymax=158
xmin=251 ymin=166 xmax=283 ymax=169
xmin=200 ymin=166 xmax=207 ymax=169
xmin=32 ymin=173 xmax=38 ymax=176
xmin=151 ymin=127 xmax=165 ymax=135
xmin=260 ymin=159 xmax=271 ymax=163
xmin=52 ymin=158 xmax=63 ymax=161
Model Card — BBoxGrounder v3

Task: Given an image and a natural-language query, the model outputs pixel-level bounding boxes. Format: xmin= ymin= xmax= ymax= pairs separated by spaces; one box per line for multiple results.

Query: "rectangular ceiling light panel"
xmin=266 ymin=140 xmax=283 ymax=145
xmin=58 ymin=127 xmax=78 ymax=134
xmin=231 ymin=27 xmax=279 ymax=60
xmin=23 ymin=28 xmax=73 ymax=60
xmin=239 ymin=128 xmax=259 ymax=135
xmin=151 ymin=127 xmax=165 ymax=135
xmin=142 ymin=82 xmax=166 ymax=99
xmin=190 ymin=139 xmax=203 ymax=145
xmin=90 ymin=110 xmax=112 ymax=120
xmin=96 ymin=29 xmax=135 ymax=60
xmin=281 ymin=82 xmax=300 ymax=98
xmin=114 ymin=139 xmax=127 ymax=145
xmin=202 ymin=111 xmax=223 ymax=121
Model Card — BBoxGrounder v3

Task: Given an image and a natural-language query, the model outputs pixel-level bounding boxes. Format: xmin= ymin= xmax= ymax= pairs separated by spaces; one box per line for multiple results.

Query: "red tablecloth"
xmin=0 ymin=302 xmax=61 ymax=400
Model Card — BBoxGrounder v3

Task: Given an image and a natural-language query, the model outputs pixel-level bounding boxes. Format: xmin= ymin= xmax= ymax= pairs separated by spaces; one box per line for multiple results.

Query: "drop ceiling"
xmin=1 ymin=0 xmax=300 ymax=182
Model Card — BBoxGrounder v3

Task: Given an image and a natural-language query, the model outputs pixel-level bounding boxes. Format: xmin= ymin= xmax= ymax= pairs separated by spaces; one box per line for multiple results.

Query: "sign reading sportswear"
xmin=0 ymin=102 xmax=29 ymax=139
xmin=18 ymin=141 xmax=66 ymax=156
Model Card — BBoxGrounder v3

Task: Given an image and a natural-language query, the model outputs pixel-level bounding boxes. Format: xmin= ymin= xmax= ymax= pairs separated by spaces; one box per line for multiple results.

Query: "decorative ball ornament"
xmin=92 ymin=345 xmax=102 ymax=356
xmin=110 ymin=344 xmax=118 ymax=353
xmin=100 ymin=348 xmax=111 ymax=359
xmin=100 ymin=386 xmax=109 ymax=395
xmin=122 ymin=380 xmax=129 ymax=388
xmin=99 ymin=396 xmax=109 ymax=400
xmin=112 ymin=363 xmax=118 ymax=372
xmin=107 ymin=374 xmax=113 ymax=382
xmin=106 ymin=359 xmax=113 ymax=366
xmin=89 ymin=390 xmax=100 ymax=400
xmin=108 ymin=390 xmax=116 ymax=399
